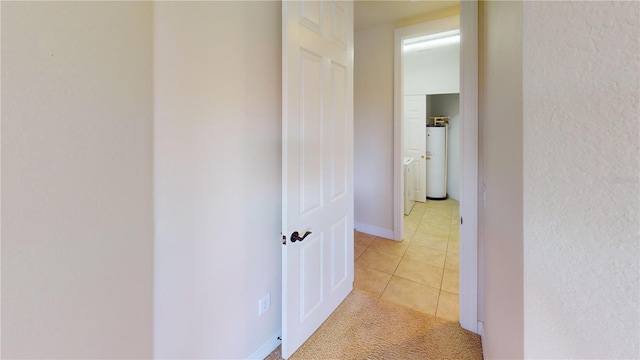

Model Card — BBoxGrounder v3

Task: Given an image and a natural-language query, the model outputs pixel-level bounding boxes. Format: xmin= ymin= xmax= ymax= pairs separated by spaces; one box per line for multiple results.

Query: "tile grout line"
xmin=435 ymin=217 xmax=451 ymax=315
xmin=378 ymin=274 xmax=393 ymax=299
xmin=356 ymin=201 xmax=460 ymax=319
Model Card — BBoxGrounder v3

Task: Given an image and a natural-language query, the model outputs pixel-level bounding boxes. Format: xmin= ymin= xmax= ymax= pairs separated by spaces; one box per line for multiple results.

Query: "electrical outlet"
xmin=258 ymin=293 xmax=271 ymax=316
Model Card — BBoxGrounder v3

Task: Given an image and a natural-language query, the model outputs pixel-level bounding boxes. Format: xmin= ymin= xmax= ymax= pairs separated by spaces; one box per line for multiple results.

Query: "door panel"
xmin=330 ymin=62 xmax=347 ymax=200
xmin=300 ymin=50 xmax=323 ymax=214
xmin=330 ymin=217 xmax=348 ymax=289
xmin=282 ymin=1 xmax=354 ymax=358
xmin=300 ymin=235 xmax=323 ymax=318
xmin=404 ymin=95 xmax=427 ymax=202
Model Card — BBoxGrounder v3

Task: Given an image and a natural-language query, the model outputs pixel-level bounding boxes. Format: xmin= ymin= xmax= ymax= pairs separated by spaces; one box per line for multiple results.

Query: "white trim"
xmin=393 ymin=27 xmax=402 ymax=241
xmin=0 ymin=3 xmax=3 ymax=354
xmin=458 ymin=0 xmax=479 ymax=334
xmin=480 ymin=321 xmax=488 ymax=359
xmin=354 ymin=222 xmax=395 ymax=240
xmin=247 ymin=331 xmax=282 ymax=360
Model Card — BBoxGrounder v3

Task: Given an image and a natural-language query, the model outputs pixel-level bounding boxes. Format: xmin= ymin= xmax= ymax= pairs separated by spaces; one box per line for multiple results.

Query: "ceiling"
xmin=354 ymin=1 xmax=458 ymax=32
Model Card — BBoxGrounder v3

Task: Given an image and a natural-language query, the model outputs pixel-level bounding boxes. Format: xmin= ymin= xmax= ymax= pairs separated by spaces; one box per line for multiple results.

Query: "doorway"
xmin=394 ymin=16 xmax=463 ymax=322
xmin=393 ymin=3 xmax=479 ymax=334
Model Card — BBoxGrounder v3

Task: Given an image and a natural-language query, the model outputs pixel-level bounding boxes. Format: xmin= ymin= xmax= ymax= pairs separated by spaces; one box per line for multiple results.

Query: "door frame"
xmin=392 ymin=2 xmax=479 ymax=334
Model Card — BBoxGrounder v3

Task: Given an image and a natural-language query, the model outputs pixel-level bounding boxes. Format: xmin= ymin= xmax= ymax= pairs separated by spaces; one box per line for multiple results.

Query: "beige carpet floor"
xmin=265 ymin=289 xmax=482 ymax=360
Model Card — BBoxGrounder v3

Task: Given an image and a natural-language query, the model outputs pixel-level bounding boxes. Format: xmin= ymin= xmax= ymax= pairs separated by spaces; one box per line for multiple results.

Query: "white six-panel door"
xmin=281 ymin=1 xmax=354 ymax=358
xmin=404 ymin=95 xmax=427 ymax=202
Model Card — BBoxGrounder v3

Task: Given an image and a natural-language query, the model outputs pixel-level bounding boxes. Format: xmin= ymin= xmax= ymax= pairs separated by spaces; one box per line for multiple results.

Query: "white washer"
xmin=404 ymin=157 xmax=415 ymax=215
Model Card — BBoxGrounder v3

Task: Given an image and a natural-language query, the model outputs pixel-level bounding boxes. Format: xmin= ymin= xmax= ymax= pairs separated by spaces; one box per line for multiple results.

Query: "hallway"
xmin=354 ymin=199 xmax=460 ymax=321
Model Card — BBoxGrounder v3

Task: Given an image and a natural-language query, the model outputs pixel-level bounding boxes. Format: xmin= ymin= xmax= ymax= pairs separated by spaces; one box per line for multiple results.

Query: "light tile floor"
xmin=354 ymin=198 xmax=460 ymax=321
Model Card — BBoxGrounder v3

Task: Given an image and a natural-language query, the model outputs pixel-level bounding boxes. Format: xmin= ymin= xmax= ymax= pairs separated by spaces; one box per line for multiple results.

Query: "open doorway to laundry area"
xmin=355 ymin=4 xmax=477 ymax=332
xmin=353 ymin=9 xmax=469 ymax=324
xmin=396 ymin=17 xmax=462 ymax=319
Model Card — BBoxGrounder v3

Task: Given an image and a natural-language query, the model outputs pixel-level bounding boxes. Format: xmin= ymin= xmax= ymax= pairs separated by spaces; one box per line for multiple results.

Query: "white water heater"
xmin=425 ymin=124 xmax=448 ymax=199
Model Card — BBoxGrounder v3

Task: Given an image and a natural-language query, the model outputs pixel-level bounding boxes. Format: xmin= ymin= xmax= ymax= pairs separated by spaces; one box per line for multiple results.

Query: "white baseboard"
xmin=478 ymin=321 xmax=487 ymax=359
xmin=247 ymin=331 xmax=281 ymax=360
xmin=354 ymin=222 xmax=394 ymax=239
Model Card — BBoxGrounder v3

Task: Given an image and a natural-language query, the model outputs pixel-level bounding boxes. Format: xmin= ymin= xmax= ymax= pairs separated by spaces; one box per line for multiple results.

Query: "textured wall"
xmin=1 ymin=2 xmax=153 ymax=358
xmin=478 ymin=1 xmax=524 ymax=358
xmin=523 ymin=2 xmax=640 ymax=358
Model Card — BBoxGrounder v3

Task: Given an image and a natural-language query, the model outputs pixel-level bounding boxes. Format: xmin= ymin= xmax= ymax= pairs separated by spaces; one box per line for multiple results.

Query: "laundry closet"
xmin=402 ymin=29 xmax=460 ymax=213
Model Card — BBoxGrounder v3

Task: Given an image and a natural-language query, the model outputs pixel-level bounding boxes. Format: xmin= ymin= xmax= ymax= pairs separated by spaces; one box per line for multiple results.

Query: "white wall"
xmin=1 ymin=2 xmax=154 ymax=358
xmin=523 ymin=1 xmax=639 ymax=358
xmin=2 ymin=2 xmax=282 ymax=358
xmin=354 ymin=24 xmax=395 ymax=235
xmin=478 ymin=1 xmax=524 ymax=358
xmin=428 ymin=94 xmax=460 ymax=200
xmin=153 ymin=2 xmax=282 ymax=358
xmin=404 ymin=43 xmax=460 ymax=95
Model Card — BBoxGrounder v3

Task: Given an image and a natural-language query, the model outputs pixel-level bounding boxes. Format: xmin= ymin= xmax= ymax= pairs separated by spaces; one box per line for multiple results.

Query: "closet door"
xmin=404 ymin=95 xmax=426 ymax=202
